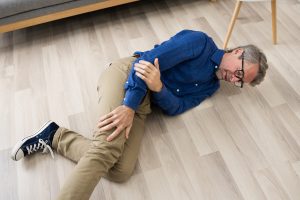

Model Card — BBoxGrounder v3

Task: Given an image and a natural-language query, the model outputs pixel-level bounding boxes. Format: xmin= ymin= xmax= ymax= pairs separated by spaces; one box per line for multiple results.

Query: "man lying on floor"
xmin=11 ymin=29 xmax=268 ymax=200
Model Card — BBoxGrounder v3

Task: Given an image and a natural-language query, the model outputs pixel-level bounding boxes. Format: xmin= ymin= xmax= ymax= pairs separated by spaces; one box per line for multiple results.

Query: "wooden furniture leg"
xmin=271 ymin=0 xmax=277 ymax=44
xmin=223 ymin=0 xmax=243 ymax=49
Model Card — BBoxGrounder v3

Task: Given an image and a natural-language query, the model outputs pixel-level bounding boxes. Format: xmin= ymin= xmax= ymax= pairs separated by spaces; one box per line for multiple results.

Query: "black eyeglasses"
xmin=233 ymin=52 xmax=245 ymax=88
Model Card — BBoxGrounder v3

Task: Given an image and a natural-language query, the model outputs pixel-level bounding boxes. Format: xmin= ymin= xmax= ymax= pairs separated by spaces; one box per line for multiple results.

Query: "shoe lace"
xmin=26 ymin=139 xmax=54 ymax=159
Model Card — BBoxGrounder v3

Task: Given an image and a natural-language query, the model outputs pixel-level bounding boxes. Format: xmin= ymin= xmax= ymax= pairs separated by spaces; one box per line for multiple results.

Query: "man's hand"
xmin=134 ymin=58 xmax=163 ymax=92
xmin=97 ymin=105 xmax=135 ymax=141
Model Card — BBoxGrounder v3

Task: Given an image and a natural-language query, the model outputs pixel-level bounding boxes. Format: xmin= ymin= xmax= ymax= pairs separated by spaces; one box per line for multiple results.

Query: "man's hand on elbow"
xmin=134 ymin=58 xmax=163 ymax=92
xmin=97 ymin=105 xmax=135 ymax=141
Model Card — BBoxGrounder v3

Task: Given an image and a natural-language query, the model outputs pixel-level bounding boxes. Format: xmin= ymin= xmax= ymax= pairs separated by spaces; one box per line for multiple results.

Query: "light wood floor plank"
xmin=195 ymin=107 xmax=266 ymax=200
xmin=254 ymin=167 xmax=290 ymax=200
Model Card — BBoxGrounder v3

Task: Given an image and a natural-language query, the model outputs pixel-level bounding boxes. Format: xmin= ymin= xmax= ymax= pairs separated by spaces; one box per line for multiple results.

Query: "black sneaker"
xmin=11 ymin=121 xmax=59 ymax=161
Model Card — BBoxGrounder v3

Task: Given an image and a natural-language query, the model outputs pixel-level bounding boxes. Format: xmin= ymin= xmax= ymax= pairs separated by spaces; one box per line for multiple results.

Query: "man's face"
xmin=217 ymin=48 xmax=259 ymax=87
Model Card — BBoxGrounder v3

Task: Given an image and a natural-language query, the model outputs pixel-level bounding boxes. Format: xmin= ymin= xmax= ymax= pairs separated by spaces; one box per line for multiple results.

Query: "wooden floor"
xmin=1 ymin=0 xmax=300 ymax=199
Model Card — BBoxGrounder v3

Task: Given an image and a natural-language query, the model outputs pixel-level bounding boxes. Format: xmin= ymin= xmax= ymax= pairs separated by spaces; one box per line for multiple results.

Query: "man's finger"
xmin=125 ymin=125 xmax=132 ymax=139
xmin=100 ymin=121 xmax=117 ymax=132
xmin=139 ymin=60 xmax=155 ymax=70
xmin=134 ymin=66 xmax=149 ymax=76
xmin=98 ymin=117 xmax=114 ymax=128
xmin=134 ymin=63 xmax=152 ymax=73
xmin=107 ymin=127 xmax=122 ymax=141
xmin=154 ymin=58 xmax=159 ymax=69
xmin=135 ymin=72 xmax=147 ymax=80
xmin=99 ymin=112 xmax=113 ymax=122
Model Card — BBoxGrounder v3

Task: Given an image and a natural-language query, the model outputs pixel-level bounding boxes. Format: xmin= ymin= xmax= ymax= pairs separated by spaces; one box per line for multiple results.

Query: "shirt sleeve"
xmin=123 ymin=30 xmax=208 ymax=111
xmin=151 ymin=84 xmax=208 ymax=116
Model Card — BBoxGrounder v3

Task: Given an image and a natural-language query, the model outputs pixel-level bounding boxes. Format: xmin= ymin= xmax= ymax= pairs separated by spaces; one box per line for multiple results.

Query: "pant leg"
xmin=52 ymin=127 xmax=91 ymax=163
xmin=52 ymin=94 xmax=151 ymax=182
xmin=105 ymin=91 xmax=151 ymax=182
xmin=51 ymin=56 xmax=138 ymax=162
xmin=56 ymin=57 xmax=150 ymax=200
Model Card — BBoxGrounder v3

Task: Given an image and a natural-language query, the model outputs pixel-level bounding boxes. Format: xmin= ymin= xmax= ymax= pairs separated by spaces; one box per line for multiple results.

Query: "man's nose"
xmin=230 ymin=74 xmax=239 ymax=83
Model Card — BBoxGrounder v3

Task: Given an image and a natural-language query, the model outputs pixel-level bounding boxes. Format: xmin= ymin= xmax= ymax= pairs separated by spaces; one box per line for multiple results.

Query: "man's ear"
xmin=234 ymin=48 xmax=244 ymax=55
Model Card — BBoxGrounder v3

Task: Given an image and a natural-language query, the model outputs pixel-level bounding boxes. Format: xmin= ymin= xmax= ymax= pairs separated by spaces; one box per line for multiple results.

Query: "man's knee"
xmin=106 ymin=166 xmax=134 ymax=183
xmin=84 ymin=133 xmax=126 ymax=167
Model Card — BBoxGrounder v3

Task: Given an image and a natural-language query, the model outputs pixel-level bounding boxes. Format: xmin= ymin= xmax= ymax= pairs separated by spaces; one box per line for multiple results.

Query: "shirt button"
xmin=195 ymin=83 xmax=198 ymax=86
xmin=215 ymin=65 xmax=218 ymax=69
xmin=126 ymin=81 xmax=128 ymax=84
xmin=176 ymin=89 xmax=180 ymax=92
xmin=123 ymin=98 xmax=126 ymax=101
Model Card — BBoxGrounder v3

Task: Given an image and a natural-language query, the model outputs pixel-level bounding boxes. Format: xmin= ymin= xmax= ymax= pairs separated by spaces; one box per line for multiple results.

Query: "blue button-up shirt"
xmin=123 ymin=30 xmax=224 ymax=116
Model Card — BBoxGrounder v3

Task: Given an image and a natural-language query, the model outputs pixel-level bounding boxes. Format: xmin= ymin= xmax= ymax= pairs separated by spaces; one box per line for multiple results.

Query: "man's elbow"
xmin=163 ymin=108 xmax=183 ymax=116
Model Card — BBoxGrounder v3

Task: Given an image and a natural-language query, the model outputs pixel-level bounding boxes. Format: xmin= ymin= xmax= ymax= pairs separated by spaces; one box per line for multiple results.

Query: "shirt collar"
xmin=210 ymin=49 xmax=224 ymax=69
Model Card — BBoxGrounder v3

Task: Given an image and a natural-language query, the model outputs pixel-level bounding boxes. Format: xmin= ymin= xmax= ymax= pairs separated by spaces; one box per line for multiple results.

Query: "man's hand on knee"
xmin=97 ymin=105 xmax=135 ymax=141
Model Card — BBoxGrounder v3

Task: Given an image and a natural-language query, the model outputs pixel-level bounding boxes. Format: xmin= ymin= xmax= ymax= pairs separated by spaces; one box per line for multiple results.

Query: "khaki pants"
xmin=51 ymin=57 xmax=152 ymax=200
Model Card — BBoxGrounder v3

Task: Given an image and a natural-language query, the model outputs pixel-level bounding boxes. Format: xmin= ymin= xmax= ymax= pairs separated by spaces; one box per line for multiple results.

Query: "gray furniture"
xmin=0 ymin=0 xmax=138 ymax=33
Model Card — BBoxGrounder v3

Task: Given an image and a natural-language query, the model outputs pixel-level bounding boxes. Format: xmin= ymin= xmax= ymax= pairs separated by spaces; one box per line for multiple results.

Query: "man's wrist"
xmin=122 ymin=105 xmax=135 ymax=113
xmin=154 ymin=82 xmax=163 ymax=92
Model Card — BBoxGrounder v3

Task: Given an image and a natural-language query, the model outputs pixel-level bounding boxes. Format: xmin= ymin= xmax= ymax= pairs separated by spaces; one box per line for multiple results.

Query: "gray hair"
xmin=225 ymin=44 xmax=268 ymax=86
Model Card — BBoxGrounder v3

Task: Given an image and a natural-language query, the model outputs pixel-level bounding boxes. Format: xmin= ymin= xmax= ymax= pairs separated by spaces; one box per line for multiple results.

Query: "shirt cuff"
xmin=123 ymin=89 xmax=146 ymax=111
xmin=151 ymin=84 xmax=169 ymax=100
